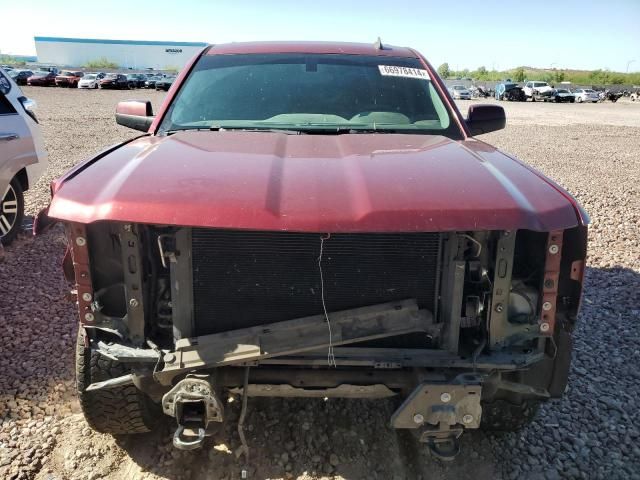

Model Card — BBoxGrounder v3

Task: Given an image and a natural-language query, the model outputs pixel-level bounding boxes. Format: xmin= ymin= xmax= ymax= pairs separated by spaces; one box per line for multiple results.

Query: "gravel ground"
xmin=0 ymin=87 xmax=639 ymax=480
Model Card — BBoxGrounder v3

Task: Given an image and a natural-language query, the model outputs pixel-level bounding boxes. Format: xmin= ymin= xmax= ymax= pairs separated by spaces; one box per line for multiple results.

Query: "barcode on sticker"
xmin=378 ymin=65 xmax=430 ymax=80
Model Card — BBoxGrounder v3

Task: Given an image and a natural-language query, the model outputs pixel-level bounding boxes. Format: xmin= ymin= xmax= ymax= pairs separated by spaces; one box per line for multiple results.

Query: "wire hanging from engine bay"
xmin=318 ymin=233 xmax=337 ymax=367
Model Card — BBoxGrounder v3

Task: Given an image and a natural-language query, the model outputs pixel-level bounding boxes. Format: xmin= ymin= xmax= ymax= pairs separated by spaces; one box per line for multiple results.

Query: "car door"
xmin=0 ymin=73 xmax=34 ymax=234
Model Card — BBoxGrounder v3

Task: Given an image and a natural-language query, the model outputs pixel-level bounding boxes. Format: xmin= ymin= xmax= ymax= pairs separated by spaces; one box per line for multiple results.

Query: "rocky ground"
xmin=0 ymin=88 xmax=638 ymax=480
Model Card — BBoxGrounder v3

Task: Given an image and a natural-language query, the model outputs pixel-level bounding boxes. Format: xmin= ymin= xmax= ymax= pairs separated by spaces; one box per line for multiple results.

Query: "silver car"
xmin=449 ymin=84 xmax=472 ymax=100
xmin=572 ymin=88 xmax=599 ymax=103
xmin=0 ymin=70 xmax=47 ymax=244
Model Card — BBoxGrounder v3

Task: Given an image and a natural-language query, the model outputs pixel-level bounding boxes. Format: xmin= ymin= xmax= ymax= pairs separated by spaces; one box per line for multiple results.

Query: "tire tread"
xmin=76 ymin=330 xmax=158 ymax=434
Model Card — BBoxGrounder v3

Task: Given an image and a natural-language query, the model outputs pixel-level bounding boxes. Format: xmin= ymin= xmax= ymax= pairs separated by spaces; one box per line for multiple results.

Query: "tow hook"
xmin=391 ymin=375 xmax=483 ymax=461
xmin=162 ymin=374 xmax=224 ymax=450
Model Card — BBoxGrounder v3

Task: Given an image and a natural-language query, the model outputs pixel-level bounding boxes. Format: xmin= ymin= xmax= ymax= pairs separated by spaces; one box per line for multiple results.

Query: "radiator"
xmin=191 ymin=229 xmax=442 ymax=336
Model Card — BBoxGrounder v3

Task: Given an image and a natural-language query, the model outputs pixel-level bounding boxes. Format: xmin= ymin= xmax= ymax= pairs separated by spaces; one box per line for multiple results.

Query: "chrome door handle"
xmin=0 ymin=133 xmax=19 ymax=142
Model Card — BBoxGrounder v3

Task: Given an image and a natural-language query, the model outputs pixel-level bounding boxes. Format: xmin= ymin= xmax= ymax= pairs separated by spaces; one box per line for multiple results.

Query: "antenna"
xmin=374 ymin=37 xmax=383 ymax=50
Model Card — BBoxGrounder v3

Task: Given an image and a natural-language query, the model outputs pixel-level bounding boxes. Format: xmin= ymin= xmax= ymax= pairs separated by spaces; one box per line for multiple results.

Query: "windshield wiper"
xmin=165 ymin=126 xmax=306 ymax=135
xmin=298 ymin=127 xmax=404 ymax=135
xmin=209 ymin=126 xmax=306 ymax=135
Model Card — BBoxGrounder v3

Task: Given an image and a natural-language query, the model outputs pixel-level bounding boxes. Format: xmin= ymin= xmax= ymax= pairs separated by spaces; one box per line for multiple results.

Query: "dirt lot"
xmin=1 ymin=88 xmax=639 ymax=480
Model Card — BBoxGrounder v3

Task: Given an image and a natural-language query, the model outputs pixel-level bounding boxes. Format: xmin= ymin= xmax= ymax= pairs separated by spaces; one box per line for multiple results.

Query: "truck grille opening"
xmin=191 ymin=230 xmax=442 ymax=336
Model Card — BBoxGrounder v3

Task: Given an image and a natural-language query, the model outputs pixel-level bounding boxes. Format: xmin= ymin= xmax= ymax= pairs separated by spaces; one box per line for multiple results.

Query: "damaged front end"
xmin=62 ymin=221 xmax=587 ymax=458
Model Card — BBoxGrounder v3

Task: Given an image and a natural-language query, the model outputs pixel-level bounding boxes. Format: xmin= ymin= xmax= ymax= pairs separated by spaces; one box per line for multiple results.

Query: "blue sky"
xmin=1 ymin=0 xmax=639 ymax=72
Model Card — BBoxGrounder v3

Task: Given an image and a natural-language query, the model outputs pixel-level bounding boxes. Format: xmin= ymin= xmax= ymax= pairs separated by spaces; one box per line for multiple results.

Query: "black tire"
xmin=76 ymin=329 xmax=159 ymax=434
xmin=480 ymin=399 xmax=540 ymax=432
xmin=0 ymin=177 xmax=24 ymax=246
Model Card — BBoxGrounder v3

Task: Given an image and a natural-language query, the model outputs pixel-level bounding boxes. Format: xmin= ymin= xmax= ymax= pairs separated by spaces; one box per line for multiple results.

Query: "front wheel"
xmin=76 ymin=329 xmax=159 ymax=434
xmin=0 ymin=177 xmax=24 ymax=246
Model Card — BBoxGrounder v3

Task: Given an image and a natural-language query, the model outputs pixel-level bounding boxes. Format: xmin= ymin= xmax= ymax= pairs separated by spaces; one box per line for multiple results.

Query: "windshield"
xmin=453 ymin=85 xmax=465 ymax=90
xmin=33 ymin=71 xmax=49 ymax=77
xmin=84 ymin=74 xmax=96 ymax=80
xmin=60 ymin=71 xmax=74 ymax=76
xmin=160 ymin=53 xmax=455 ymax=135
xmin=105 ymin=73 xmax=118 ymax=79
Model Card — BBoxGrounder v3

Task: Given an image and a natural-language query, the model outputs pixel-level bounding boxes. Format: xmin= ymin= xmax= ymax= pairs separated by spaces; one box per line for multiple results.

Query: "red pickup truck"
xmin=55 ymin=70 xmax=84 ymax=88
xmin=38 ymin=40 xmax=588 ymax=460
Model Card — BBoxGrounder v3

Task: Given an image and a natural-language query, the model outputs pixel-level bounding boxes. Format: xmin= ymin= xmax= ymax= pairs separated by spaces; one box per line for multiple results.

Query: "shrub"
xmin=83 ymin=57 xmax=119 ymax=69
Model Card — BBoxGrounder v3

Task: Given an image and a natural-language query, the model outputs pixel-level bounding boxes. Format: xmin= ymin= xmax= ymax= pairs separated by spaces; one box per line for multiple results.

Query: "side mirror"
xmin=466 ymin=104 xmax=506 ymax=136
xmin=115 ymin=100 xmax=154 ymax=132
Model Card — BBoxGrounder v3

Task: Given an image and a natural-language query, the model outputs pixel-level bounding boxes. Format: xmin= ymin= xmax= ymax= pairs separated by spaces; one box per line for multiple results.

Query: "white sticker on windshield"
xmin=378 ymin=65 xmax=430 ymax=80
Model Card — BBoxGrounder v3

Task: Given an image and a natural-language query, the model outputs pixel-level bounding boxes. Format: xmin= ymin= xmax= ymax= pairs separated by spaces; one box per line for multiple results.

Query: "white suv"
xmin=0 ymin=70 xmax=47 ymax=244
xmin=523 ymin=81 xmax=552 ymax=99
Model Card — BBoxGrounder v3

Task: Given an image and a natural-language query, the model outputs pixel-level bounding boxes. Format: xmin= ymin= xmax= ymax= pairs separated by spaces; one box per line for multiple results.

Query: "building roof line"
xmin=34 ymin=36 xmax=209 ymax=47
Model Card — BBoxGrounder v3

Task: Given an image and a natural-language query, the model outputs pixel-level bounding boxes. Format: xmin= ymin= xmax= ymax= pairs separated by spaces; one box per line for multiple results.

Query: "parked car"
xmin=55 ymin=70 xmax=84 ymax=88
xmin=38 ymin=41 xmax=587 ymax=460
xmin=99 ymin=73 xmax=129 ymax=90
xmin=155 ymin=76 xmax=176 ymax=91
xmin=495 ymin=82 xmax=526 ymax=101
xmin=532 ymin=88 xmax=575 ymax=103
xmin=40 ymin=66 xmax=60 ymax=76
xmin=126 ymin=74 xmax=147 ymax=88
xmin=448 ymin=84 xmax=472 ymax=100
xmin=144 ymin=75 xmax=163 ymax=89
xmin=601 ymin=90 xmax=623 ymax=103
xmin=571 ymin=88 xmax=599 ymax=103
xmin=27 ymin=71 xmax=57 ymax=86
xmin=523 ymin=81 xmax=552 ymax=99
xmin=7 ymin=69 xmax=33 ymax=86
xmin=78 ymin=73 xmax=101 ymax=89
xmin=468 ymin=85 xmax=491 ymax=98
xmin=0 ymin=70 xmax=47 ymax=244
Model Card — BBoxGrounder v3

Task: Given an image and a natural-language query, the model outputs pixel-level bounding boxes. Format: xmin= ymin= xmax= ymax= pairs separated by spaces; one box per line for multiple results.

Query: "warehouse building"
xmin=34 ymin=36 xmax=209 ymax=69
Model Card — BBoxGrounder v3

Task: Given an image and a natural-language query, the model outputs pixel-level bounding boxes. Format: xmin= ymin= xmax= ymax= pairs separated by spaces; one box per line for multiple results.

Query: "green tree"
xmin=554 ymin=70 xmax=565 ymax=83
xmin=0 ymin=55 xmax=25 ymax=66
xmin=513 ymin=67 xmax=526 ymax=82
xmin=475 ymin=66 xmax=488 ymax=79
xmin=437 ymin=63 xmax=450 ymax=79
xmin=610 ymin=74 xmax=625 ymax=85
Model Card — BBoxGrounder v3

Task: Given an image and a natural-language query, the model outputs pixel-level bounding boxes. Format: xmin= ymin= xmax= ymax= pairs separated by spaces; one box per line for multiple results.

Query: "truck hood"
xmin=48 ymin=131 xmax=580 ymax=232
